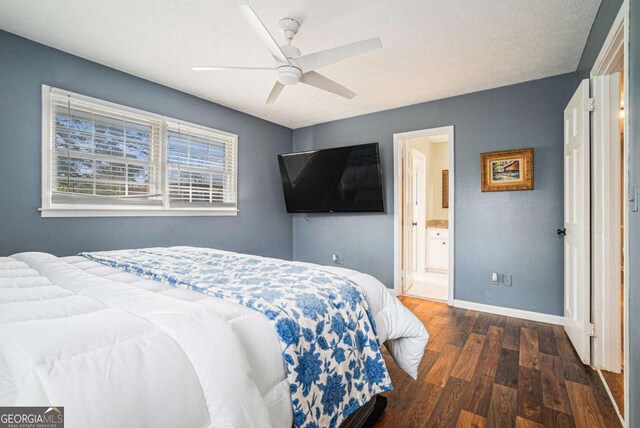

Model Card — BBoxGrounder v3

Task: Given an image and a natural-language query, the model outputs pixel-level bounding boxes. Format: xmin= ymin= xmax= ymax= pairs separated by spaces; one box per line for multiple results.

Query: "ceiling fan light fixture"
xmin=276 ymin=65 xmax=302 ymax=85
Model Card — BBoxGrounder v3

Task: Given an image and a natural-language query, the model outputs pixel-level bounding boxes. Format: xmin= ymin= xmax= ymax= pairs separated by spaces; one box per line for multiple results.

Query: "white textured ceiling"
xmin=0 ymin=0 xmax=600 ymax=129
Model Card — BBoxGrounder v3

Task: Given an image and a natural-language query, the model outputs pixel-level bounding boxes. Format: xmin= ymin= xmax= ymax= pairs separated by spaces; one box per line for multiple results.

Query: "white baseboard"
xmin=453 ymin=299 xmax=564 ymax=325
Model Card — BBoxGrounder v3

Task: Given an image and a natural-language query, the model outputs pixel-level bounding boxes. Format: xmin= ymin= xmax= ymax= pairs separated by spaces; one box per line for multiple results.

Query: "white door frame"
xmin=393 ymin=126 xmax=455 ymax=305
xmin=590 ymin=2 xmax=629 ymax=425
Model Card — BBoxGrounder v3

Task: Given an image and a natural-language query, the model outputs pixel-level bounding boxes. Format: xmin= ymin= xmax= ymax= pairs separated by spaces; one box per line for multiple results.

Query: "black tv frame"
xmin=277 ymin=142 xmax=385 ymax=214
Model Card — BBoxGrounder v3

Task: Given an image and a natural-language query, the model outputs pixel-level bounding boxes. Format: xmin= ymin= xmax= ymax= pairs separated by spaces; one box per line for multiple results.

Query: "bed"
xmin=0 ymin=247 xmax=428 ymax=428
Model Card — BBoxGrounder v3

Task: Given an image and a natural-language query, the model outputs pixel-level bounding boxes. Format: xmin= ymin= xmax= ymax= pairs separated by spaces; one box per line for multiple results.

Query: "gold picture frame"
xmin=481 ymin=148 xmax=533 ymax=192
xmin=442 ymin=170 xmax=449 ymax=208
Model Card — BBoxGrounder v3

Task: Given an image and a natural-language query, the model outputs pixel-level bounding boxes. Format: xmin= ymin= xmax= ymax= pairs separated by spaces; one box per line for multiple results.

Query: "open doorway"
xmin=393 ymin=126 xmax=454 ymax=304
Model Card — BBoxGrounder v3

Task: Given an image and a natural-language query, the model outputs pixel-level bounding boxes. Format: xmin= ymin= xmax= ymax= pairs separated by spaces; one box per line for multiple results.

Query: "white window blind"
xmin=50 ymin=92 xmax=162 ymax=206
xmin=167 ymin=122 xmax=237 ymax=209
xmin=42 ymin=86 xmax=238 ymax=217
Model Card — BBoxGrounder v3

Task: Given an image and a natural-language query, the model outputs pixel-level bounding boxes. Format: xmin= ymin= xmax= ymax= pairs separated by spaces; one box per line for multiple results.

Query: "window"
xmin=41 ymin=86 xmax=237 ymax=217
xmin=166 ymin=123 xmax=237 ymax=209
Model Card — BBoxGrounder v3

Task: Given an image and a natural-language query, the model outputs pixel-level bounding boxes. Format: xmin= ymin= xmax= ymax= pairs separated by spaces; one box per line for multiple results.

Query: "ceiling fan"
xmin=192 ymin=5 xmax=383 ymax=104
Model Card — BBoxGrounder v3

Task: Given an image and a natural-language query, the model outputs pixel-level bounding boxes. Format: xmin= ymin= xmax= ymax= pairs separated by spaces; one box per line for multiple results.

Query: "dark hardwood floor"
xmin=375 ymin=297 xmax=621 ymax=428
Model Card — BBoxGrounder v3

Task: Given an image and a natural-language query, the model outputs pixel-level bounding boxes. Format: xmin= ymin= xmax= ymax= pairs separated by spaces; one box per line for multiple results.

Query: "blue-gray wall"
xmin=575 ymin=0 xmax=624 ymax=81
xmin=627 ymin=1 xmax=639 ymax=426
xmin=0 ymin=30 xmax=293 ymax=259
xmin=292 ymin=74 xmax=575 ymax=316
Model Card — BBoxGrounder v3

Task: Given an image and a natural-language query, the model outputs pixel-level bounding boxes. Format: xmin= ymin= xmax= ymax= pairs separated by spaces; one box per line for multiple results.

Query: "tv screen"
xmin=277 ymin=143 xmax=384 ymax=213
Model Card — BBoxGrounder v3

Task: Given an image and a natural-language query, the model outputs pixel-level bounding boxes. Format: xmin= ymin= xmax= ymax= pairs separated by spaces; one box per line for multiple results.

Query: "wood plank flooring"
xmin=601 ymin=369 xmax=624 ymax=417
xmin=375 ymin=297 xmax=620 ymax=428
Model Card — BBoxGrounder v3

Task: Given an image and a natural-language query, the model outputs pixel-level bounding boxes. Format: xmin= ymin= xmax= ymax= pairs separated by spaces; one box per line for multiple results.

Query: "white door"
xmin=563 ymin=79 xmax=592 ymax=364
xmin=402 ymin=147 xmax=415 ymax=292
xmin=411 ymin=149 xmax=427 ymax=273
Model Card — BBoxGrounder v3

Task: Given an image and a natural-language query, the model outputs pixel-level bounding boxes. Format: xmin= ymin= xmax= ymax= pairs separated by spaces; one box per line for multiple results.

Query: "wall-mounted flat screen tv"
xmin=277 ymin=142 xmax=384 ymax=213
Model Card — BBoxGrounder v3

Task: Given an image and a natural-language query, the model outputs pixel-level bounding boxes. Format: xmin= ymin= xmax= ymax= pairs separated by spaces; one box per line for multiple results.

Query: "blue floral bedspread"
xmin=81 ymin=247 xmax=392 ymax=428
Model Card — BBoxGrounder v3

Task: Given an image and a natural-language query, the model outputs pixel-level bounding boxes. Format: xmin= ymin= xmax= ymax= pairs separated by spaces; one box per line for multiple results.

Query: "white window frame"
xmin=40 ymin=85 xmax=238 ymax=217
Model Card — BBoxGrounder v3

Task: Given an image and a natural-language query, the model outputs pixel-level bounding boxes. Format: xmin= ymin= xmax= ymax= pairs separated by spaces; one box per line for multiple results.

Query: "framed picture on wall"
xmin=442 ymin=170 xmax=449 ymax=208
xmin=480 ymin=148 xmax=533 ymax=192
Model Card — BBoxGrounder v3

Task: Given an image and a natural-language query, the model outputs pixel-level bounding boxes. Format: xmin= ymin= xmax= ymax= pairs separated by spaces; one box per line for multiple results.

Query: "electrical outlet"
xmin=332 ymin=254 xmax=344 ymax=265
xmin=503 ymin=275 xmax=512 ymax=286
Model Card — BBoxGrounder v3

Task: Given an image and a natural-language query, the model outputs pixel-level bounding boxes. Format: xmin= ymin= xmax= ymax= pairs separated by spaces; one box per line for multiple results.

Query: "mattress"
xmin=0 ymin=250 xmax=428 ymax=427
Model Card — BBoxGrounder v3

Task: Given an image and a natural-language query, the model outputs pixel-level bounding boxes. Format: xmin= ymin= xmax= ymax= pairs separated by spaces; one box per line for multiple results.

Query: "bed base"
xmin=339 ymin=395 xmax=387 ymax=428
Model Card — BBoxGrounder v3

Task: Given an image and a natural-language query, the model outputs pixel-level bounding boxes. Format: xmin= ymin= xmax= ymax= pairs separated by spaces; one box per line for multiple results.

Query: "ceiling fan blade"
xmin=266 ymin=82 xmax=285 ymax=104
xmin=239 ymin=5 xmax=289 ymax=65
xmin=192 ymin=66 xmax=274 ymax=71
xmin=295 ymin=38 xmax=383 ymax=73
xmin=300 ymin=71 xmax=356 ymax=99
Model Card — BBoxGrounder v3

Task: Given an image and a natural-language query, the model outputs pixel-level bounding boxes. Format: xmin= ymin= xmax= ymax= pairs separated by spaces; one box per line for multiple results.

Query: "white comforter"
xmin=0 ymin=251 xmax=428 ymax=428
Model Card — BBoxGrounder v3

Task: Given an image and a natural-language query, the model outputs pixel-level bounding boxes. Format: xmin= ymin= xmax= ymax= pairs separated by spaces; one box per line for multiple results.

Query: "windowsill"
xmin=39 ymin=207 xmax=239 ymax=218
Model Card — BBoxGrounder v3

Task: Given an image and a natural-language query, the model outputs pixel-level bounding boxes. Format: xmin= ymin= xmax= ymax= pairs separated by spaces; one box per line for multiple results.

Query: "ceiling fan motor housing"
xmin=280 ymin=44 xmax=301 ymax=58
xmin=277 ymin=43 xmax=302 ymax=85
